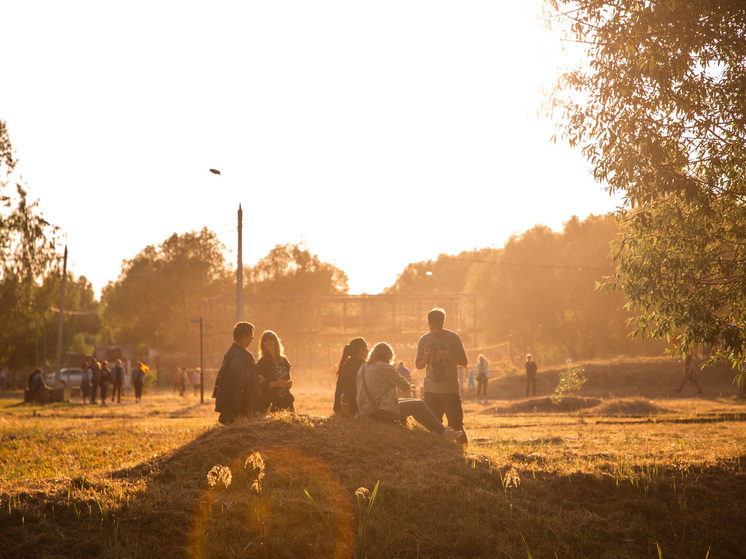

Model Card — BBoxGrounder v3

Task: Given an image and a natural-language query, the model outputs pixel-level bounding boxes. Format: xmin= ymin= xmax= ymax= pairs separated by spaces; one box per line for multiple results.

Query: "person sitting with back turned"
xmin=357 ymin=342 xmax=463 ymax=441
xmin=213 ymin=321 xmax=263 ymax=425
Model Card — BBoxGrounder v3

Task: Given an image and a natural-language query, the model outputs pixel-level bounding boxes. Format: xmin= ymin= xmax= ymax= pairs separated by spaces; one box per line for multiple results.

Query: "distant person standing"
xmin=192 ymin=368 xmax=201 ymax=397
xmin=257 ymin=330 xmax=295 ymax=413
xmin=416 ymin=308 xmax=469 ymax=444
xmin=80 ymin=361 xmax=91 ymax=401
xmin=525 ymin=354 xmax=537 ymax=397
xmin=132 ymin=362 xmax=146 ymax=403
xmin=467 ymin=367 xmax=476 ymax=390
xmin=675 ymin=353 xmax=703 ymax=395
xmin=111 ymin=359 xmax=125 ymax=403
xmin=213 ymin=321 xmax=262 ymax=425
xmin=99 ymin=361 xmax=112 ymax=406
xmin=89 ymin=360 xmax=100 ymax=404
xmin=333 ymin=337 xmax=368 ymax=416
xmin=0 ymin=366 xmax=6 ymax=391
xmin=476 ymin=354 xmax=490 ymax=401
xmin=173 ymin=368 xmax=181 ymax=394
xmin=179 ymin=367 xmax=188 ymax=397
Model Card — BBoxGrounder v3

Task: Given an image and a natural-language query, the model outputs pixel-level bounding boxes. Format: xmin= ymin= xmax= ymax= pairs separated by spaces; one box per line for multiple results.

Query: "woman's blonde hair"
xmin=368 ymin=342 xmax=394 ymax=365
xmin=260 ymin=330 xmax=285 ymax=359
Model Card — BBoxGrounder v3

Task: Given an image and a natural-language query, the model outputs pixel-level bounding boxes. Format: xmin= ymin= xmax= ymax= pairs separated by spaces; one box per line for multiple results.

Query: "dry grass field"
xmin=1 ymin=357 xmax=745 ymax=558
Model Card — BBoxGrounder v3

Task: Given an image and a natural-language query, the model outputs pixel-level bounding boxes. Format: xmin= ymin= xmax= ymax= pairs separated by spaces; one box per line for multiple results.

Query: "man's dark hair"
xmin=427 ymin=308 xmax=446 ymax=325
xmin=233 ymin=321 xmax=255 ymax=341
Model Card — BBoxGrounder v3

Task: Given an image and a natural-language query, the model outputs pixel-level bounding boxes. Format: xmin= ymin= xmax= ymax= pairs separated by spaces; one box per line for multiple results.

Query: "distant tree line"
xmin=387 ymin=214 xmax=665 ymax=363
xmin=0 ymin=119 xmax=665 ymax=371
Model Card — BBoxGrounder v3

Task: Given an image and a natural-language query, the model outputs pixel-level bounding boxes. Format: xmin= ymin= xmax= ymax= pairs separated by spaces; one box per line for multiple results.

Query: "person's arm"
xmin=385 ymin=366 xmax=412 ymax=392
xmin=415 ymin=338 xmax=428 ymax=370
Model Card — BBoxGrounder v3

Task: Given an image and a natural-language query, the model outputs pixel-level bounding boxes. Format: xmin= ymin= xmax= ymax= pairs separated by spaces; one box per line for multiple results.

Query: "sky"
xmin=1 ymin=1 xmax=620 ymax=297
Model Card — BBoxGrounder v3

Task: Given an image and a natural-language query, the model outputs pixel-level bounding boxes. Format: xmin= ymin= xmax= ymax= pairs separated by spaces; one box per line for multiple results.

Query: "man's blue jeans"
xmin=423 ymin=392 xmax=465 ymax=432
xmin=397 ymin=398 xmax=445 ymax=433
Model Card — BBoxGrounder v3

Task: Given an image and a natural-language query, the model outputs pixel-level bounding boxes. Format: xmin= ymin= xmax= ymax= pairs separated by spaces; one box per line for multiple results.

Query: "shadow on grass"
xmin=1 ymin=414 xmax=745 ymax=558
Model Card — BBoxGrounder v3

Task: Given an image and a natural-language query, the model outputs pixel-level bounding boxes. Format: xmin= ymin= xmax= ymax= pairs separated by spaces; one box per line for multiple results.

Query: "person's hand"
xmin=286 ymin=379 xmax=294 ymax=388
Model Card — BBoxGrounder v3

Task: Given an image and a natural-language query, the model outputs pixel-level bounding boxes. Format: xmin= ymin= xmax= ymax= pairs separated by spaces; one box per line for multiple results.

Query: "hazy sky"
xmin=1 ymin=1 xmax=619 ymax=296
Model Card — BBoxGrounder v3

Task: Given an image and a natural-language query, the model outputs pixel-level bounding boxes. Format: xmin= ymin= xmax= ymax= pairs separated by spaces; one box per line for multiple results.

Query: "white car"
xmin=47 ymin=367 xmax=85 ymax=389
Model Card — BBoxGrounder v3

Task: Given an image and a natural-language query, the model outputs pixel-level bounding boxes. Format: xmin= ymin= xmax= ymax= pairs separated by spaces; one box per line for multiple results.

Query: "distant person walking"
xmin=111 ymin=359 xmax=124 ymax=403
xmin=257 ymin=330 xmax=295 ymax=413
xmin=213 ymin=321 xmax=262 ymax=425
xmin=525 ymin=354 xmax=537 ymax=397
xmin=675 ymin=353 xmax=703 ymax=395
xmin=333 ymin=337 xmax=368 ymax=416
xmin=358 ymin=342 xmax=463 ymax=441
xmin=89 ymin=360 xmax=100 ymax=404
xmin=476 ymin=354 xmax=490 ymax=401
xmin=416 ymin=308 xmax=469 ymax=445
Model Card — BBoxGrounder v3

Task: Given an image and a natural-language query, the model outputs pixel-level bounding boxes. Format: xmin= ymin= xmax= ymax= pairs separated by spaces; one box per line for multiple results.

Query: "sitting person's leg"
xmin=398 ymin=398 xmax=445 ymax=433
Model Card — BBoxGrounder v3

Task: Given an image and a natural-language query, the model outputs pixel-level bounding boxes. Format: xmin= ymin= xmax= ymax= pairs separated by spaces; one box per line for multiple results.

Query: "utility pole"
xmin=53 ymin=245 xmax=68 ymax=387
xmin=237 ymin=204 xmax=243 ymax=322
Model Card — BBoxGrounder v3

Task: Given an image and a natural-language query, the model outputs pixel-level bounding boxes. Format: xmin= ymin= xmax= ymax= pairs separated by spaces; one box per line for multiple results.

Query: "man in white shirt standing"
xmin=415 ymin=308 xmax=469 ymax=445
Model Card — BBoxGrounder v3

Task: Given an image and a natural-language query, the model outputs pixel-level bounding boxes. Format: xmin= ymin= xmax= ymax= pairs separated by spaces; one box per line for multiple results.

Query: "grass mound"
xmin=2 ymin=393 xmax=746 ymax=558
xmin=489 ymin=395 xmax=602 ymax=415
xmin=589 ymin=397 xmax=671 ymax=417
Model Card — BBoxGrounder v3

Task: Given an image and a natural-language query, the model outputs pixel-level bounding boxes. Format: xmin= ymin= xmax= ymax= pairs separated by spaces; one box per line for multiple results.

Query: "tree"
xmin=385 ymin=248 xmax=499 ymax=295
xmin=0 ymin=121 xmax=61 ymax=368
xmin=546 ymin=1 xmax=746 ymax=366
xmin=466 ymin=216 xmax=634 ymax=362
xmin=247 ymin=243 xmax=349 ymax=296
xmin=99 ymin=228 xmax=231 ymax=355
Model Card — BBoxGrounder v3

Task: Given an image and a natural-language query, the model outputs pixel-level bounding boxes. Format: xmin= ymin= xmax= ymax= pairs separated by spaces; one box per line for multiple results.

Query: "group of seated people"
xmin=213 ymin=322 xmax=463 ymax=442
xmin=336 ymin=338 xmax=463 ymax=441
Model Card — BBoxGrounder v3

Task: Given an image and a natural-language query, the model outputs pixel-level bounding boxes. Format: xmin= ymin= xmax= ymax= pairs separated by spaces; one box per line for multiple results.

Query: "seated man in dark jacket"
xmin=28 ymin=368 xmax=48 ymax=402
xmin=213 ymin=321 xmax=262 ymax=425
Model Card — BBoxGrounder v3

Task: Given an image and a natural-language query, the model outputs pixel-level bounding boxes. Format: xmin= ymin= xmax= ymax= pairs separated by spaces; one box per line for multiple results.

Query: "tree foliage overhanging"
xmin=546 ymin=0 xmax=746 ymax=366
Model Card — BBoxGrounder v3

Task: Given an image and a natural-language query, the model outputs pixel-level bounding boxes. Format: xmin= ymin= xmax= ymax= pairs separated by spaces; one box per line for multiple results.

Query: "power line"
xmin=438 ymin=255 xmax=611 ymax=272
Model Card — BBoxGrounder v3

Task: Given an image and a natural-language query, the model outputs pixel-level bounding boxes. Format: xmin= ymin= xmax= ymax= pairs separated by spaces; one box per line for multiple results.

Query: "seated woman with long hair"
xmin=357 ymin=342 xmax=463 ymax=441
xmin=257 ymin=330 xmax=295 ymax=413
xmin=333 ymin=337 xmax=368 ymax=415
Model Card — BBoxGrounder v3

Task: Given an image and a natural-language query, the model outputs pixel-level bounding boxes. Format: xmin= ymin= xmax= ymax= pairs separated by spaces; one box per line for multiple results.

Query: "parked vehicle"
xmin=47 ymin=367 xmax=85 ymax=389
